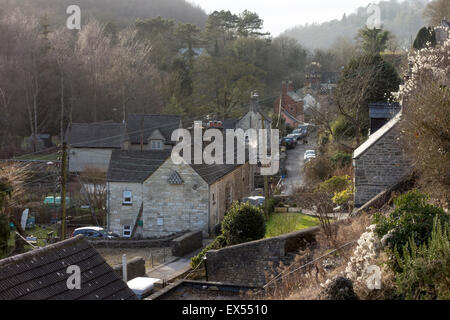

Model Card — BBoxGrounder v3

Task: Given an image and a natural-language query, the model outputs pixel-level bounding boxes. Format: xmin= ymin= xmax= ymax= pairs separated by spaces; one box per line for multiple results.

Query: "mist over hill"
xmin=0 ymin=0 xmax=208 ymax=27
xmin=281 ymin=0 xmax=428 ymax=50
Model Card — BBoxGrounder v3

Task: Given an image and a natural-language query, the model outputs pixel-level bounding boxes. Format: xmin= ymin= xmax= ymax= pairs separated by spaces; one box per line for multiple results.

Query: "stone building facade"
xmin=106 ymin=150 xmax=254 ymax=238
xmin=353 ymin=113 xmax=411 ymax=207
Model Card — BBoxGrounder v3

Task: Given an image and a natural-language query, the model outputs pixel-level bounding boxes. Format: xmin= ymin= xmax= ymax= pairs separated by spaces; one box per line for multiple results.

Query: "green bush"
xmin=303 ymin=157 xmax=334 ymax=183
xmin=221 ymin=201 xmax=266 ymax=245
xmin=393 ymin=218 xmax=450 ymax=300
xmin=330 ymin=152 xmax=352 ymax=167
xmin=190 ymin=235 xmax=226 ymax=269
xmin=374 ymin=190 xmax=449 ymax=253
xmin=317 ymin=175 xmax=352 ymax=194
xmin=267 ymin=197 xmax=281 ymax=214
xmin=330 ymin=116 xmax=355 ymax=139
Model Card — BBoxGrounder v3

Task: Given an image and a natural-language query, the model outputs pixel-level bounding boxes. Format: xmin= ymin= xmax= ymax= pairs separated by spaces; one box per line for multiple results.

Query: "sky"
xmin=188 ymin=0 xmax=383 ymax=36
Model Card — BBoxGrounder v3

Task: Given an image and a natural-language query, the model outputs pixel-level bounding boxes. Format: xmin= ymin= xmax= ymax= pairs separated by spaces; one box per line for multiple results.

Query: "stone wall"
xmin=113 ymin=256 xmax=146 ymax=281
xmin=205 ymin=227 xmax=319 ymax=287
xmin=107 ymin=182 xmax=143 ymax=236
xmin=142 ymin=160 xmax=210 ymax=237
xmin=171 ymin=231 xmax=203 ymax=257
xmin=354 ymin=122 xmax=411 ymax=207
xmin=208 ymin=163 xmax=253 ymax=232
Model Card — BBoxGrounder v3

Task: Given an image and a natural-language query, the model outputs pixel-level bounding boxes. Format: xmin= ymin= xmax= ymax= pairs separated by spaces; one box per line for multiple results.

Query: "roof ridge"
xmin=0 ymin=235 xmax=85 ymax=268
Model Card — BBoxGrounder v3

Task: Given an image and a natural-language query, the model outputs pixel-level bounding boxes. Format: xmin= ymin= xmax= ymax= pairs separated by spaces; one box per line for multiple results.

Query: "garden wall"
xmin=113 ymin=256 xmax=146 ymax=281
xmin=171 ymin=231 xmax=203 ymax=257
xmin=205 ymin=226 xmax=319 ymax=287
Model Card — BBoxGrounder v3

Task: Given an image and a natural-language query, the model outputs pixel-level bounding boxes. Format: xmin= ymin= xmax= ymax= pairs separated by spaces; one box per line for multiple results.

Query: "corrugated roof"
xmin=67 ymin=123 xmax=127 ymax=148
xmin=107 ymin=150 xmax=172 ymax=183
xmin=0 ymin=236 xmax=137 ymax=300
xmin=353 ymin=112 xmax=402 ymax=159
xmin=127 ymin=114 xmax=181 ymax=145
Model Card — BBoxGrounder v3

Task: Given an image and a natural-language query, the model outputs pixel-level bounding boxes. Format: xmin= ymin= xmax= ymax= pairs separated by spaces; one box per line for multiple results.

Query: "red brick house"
xmin=273 ymin=81 xmax=304 ymax=127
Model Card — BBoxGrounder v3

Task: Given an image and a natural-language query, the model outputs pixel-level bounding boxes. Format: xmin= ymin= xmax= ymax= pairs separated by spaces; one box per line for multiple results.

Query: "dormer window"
xmin=151 ymin=140 xmax=162 ymax=150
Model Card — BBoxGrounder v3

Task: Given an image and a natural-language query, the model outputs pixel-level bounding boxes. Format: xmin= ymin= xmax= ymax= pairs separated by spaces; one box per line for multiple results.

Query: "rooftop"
xmin=0 ymin=236 xmax=137 ymax=300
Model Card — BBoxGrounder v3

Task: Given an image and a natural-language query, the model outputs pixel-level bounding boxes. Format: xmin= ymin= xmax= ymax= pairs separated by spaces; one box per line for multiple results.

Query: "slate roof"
xmin=353 ymin=112 xmax=402 ymax=159
xmin=219 ymin=119 xmax=238 ymax=130
xmin=287 ymin=91 xmax=303 ymax=102
xmin=369 ymin=102 xmax=401 ymax=119
xmin=127 ymin=113 xmax=181 ymax=145
xmin=67 ymin=122 xmax=127 ymax=148
xmin=107 ymin=141 xmax=248 ymax=185
xmin=0 ymin=236 xmax=137 ymax=300
xmin=107 ymin=150 xmax=172 ymax=183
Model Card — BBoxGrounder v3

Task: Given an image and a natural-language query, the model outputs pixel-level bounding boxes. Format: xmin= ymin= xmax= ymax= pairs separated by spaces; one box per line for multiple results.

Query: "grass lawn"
xmin=8 ymin=225 xmax=58 ymax=250
xmin=265 ymin=213 xmax=320 ymax=238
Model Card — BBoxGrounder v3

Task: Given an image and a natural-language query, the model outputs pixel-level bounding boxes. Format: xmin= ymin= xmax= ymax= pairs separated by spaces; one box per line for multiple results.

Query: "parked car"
xmin=280 ymin=137 xmax=296 ymax=149
xmin=304 ymin=150 xmax=316 ymax=161
xmin=72 ymin=226 xmax=119 ymax=239
xmin=241 ymin=196 xmax=265 ymax=207
xmin=286 ymin=134 xmax=299 ymax=144
xmin=291 ymin=129 xmax=306 ymax=140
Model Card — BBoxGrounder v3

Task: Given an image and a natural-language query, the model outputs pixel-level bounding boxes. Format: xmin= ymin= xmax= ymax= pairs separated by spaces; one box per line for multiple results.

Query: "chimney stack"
xmin=288 ymin=80 xmax=294 ymax=92
xmin=250 ymin=91 xmax=259 ymax=113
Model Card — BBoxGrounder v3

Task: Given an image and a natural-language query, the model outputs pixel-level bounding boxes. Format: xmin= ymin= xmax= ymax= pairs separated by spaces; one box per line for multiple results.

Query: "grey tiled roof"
xmin=0 ymin=236 xmax=137 ymax=300
xmin=353 ymin=112 xmax=402 ymax=159
xmin=107 ymin=150 xmax=172 ymax=183
xmin=127 ymin=113 xmax=181 ymax=145
xmin=369 ymin=102 xmax=401 ymax=119
xmin=287 ymin=91 xmax=303 ymax=102
xmin=107 ymin=143 xmax=247 ymax=185
xmin=67 ymin=122 xmax=127 ymax=148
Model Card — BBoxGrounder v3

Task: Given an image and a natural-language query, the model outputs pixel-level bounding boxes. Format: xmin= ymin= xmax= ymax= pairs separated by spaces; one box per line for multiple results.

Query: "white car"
xmin=241 ymin=196 xmax=265 ymax=207
xmin=304 ymin=150 xmax=316 ymax=161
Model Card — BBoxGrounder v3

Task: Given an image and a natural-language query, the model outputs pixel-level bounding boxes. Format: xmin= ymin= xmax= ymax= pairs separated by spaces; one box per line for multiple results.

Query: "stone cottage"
xmin=353 ymin=112 xmax=411 ymax=207
xmin=66 ymin=114 xmax=181 ymax=173
xmin=126 ymin=113 xmax=182 ymax=151
xmin=67 ymin=122 xmax=129 ymax=173
xmin=106 ymin=149 xmax=254 ymax=238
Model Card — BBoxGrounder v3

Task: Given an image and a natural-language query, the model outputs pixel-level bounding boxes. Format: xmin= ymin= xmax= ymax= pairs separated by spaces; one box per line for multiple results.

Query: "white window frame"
xmin=151 ymin=140 xmax=162 ymax=150
xmin=123 ymin=225 xmax=132 ymax=238
xmin=123 ymin=191 xmax=132 ymax=205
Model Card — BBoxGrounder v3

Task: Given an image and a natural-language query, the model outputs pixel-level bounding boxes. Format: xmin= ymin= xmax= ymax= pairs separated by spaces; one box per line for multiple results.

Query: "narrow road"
xmin=282 ymin=130 xmax=317 ymax=196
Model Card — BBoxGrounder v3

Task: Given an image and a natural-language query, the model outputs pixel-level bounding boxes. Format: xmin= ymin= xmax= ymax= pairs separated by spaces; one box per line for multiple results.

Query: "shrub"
xmin=303 ymin=157 xmax=334 ymax=184
xmin=0 ymin=214 xmax=10 ymax=256
xmin=330 ymin=116 xmax=355 ymax=140
xmin=190 ymin=235 xmax=226 ymax=269
xmin=317 ymin=175 xmax=352 ymax=194
xmin=330 ymin=152 xmax=352 ymax=167
xmin=332 ymin=188 xmax=353 ymax=206
xmin=266 ymin=197 xmax=281 ymax=214
xmin=221 ymin=201 xmax=266 ymax=245
xmin=393 ymin=218 xmax=450 ymax=300
xmin=373 ymin=190 xmax=449 ymax=254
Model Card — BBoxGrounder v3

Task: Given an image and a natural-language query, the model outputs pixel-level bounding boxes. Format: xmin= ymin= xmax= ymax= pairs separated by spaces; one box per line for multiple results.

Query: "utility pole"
xmin=60 ymin=142 xmax=68 ymax=240
xmin=261 ymin=112 xmax=270 ymax=219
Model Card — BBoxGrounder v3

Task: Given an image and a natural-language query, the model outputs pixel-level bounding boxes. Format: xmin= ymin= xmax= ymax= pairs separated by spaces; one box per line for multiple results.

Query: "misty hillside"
xmin=281 ymin=0 xmax=428 ymax=50
xmin=0 ymin=0 xmax=208 ymax=27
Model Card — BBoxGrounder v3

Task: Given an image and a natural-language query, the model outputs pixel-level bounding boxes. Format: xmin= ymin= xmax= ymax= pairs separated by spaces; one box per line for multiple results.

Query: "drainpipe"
xmin=122 ymin=254 xmax=127 ymax=282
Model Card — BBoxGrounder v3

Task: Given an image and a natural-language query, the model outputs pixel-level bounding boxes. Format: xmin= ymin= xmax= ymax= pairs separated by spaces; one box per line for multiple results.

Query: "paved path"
xmin=146 ymin=239 xmax=212 ymax=282
xmin=282 ymin=131 xmax=317 ymax=196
